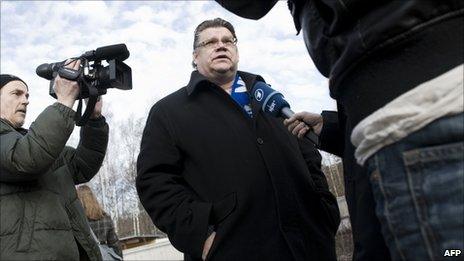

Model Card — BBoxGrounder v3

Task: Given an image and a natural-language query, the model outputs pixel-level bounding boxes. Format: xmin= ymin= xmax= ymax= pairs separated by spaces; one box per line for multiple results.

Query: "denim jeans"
xmin=366 ymin=113 xmax=464 ymax=261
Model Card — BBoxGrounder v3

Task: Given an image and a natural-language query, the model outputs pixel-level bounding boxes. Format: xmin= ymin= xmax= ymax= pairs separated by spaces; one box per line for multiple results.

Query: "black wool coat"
xmin=136 ymin=71 xmax=340 ymax=261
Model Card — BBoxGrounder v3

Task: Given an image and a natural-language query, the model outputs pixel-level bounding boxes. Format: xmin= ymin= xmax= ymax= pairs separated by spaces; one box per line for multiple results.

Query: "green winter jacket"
xmin=0 ymin=103 xmax=108 ymax=260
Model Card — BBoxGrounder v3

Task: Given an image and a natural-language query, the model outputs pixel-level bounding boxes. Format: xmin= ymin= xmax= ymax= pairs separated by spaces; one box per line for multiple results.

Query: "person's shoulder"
xmin=0 ymin=119 xmax=15 ymax=134
xmin=159 ymin=87 xmax=188 ymax=105
xmin=0 ymin=119 xmax=25 ymax=137
xmin=148 ymin=87 xmax=188 ymax=115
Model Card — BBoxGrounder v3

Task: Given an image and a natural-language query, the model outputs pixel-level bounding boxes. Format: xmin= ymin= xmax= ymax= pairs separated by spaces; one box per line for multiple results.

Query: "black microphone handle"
xmin=281 ymin=107 xmax=319 ymax=146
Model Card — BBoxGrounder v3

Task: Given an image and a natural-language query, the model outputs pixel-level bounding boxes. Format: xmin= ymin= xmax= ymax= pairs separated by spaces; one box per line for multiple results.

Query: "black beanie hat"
xmin=0 ymin=74 xmax=28 ymax=89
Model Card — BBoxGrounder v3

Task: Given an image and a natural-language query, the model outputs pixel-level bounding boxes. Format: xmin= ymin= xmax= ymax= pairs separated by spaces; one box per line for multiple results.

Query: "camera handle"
xmin=56 ymin=60 xmax=99 ymax=126
xmin=74 ymin=80 xmax=98 ymax=126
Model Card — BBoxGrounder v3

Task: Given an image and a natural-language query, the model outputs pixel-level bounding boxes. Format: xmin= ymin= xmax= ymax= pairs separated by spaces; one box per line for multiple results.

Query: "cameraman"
xmin=0 ymin=60 xmax=109 ymax=260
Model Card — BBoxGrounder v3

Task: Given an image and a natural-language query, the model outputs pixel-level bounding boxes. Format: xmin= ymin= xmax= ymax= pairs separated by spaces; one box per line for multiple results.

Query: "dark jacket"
xmin=0 ymin=103 xmax=109 ymax=261
xmin=137 ymin=71 xmax=340 ymax=261
xmin=88 ymin=213 xmax=123 ymax=257
xmin=215 ymin=0 xmax=464 ymax=99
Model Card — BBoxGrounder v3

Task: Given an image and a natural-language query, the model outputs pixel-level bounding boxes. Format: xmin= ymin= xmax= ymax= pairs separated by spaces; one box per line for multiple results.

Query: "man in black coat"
xmin=136 ymin=18 xmax=340 ymax=261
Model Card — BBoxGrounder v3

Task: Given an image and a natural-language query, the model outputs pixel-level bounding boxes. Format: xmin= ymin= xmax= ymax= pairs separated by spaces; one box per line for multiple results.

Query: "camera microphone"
xmin=251 ymin=81 xmax=319 ymax=146
xmin=81 ymin=43 xmax=130 ymax=61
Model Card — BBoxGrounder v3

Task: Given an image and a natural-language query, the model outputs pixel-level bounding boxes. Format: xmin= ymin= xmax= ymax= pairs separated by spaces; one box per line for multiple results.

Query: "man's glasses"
xmin=196 ymin=37 xmax=237 ymax=49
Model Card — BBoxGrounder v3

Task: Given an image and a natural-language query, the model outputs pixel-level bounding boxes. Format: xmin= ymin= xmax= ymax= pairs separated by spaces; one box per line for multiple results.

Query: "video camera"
xmin=36 ymin=43 xmax=132 ymax=126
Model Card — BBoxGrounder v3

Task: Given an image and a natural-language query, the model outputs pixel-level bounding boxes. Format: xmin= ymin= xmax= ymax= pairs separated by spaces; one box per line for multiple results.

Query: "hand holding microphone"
xmin=283 ymin=112 xmax=323 ymax=139
xmin=251 ymin=81 xmax=319 ymax=146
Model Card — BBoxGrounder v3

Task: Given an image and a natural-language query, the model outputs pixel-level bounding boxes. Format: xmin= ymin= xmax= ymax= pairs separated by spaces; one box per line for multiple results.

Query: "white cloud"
xmin=122 ymin=5 xmax=156 ymax=23
xmin=1 ymin=1 xmax=336 ymax=129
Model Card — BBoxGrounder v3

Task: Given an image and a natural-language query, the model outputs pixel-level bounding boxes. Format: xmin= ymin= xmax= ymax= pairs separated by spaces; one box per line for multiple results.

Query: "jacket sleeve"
xmin=0 ymin=103 xmax=75 ymax=182
xmin=319 ymin=110 xmax=345 ymax=157
xmin=106 ymin=216 xmax=123 ymax=257
xmin=298 ymin=137 xmax=341 ymax=235
xmin=215 ymin=0 xmax=279 ymax=19
xmin=58 ymin=117 xmax=109 ymax=184
xmin=136 ymin=104 xmax=212 ymax=258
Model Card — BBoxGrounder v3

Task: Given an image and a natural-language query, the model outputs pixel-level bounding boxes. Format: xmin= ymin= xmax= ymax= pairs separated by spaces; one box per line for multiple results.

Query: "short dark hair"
xmin=192 ymin=18 xmax=237 ymax=68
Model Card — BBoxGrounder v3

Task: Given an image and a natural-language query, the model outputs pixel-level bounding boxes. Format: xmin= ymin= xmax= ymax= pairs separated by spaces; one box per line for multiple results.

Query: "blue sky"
xmin=1 ymin=1 xmax=336 ymax=127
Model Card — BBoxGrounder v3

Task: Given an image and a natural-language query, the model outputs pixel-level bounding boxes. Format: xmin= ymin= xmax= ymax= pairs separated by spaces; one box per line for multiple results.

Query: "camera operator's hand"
xmin=85 ymin=96 xmax=103 ymax=119
xmin=54 ymin=59 xmax=81 ymax=109
xmin=284 ymin=111 xmax=323 ymax=139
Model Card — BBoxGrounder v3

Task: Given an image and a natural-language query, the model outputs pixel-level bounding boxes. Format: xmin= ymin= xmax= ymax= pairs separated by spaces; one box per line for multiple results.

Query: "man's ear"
xmin=192 ymin=51 xmax=198 ymax=67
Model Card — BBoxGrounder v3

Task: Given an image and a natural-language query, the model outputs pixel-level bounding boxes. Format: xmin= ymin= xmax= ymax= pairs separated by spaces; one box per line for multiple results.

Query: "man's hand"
xmin=54 ymin=59 xmax=81 ymax=109
xmin=283 ymin=111 xmax=323 ymax=139
xmin=86 ymin=96 xmax=103 ymax=119
xmin=202 ymin=231 xmax=216 ymax=260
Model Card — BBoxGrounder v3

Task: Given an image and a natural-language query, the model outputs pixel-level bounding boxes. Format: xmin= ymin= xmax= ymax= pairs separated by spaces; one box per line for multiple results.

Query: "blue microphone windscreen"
xmin=251 ymin=81 xmax=290 ymax=117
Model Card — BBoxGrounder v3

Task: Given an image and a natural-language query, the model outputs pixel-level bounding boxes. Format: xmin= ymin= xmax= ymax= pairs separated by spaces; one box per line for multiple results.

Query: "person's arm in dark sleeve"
xmin=106 ymin=216 xmax=123 ymax=257
xmin=319 ymin=110 xmax=344 ymax=157
xmin=0 ymin=103 xmax=75 ymax=182
xmin=298 ymin=137 xmax=341 ymax=235
xmin=215 ymin=0 xmax=279 ymax=19
xmin=136 ymin=103 xmax=212 ymax=259
xmin=60 ymin=116 xmax=109 ymax=184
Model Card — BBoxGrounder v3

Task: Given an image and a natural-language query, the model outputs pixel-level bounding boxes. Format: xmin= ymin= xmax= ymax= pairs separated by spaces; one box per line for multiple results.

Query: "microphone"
xmin=81 ymin=43 xmax=130 ymax=61
xmin=251 ymin=81 xmax=319 ymax=146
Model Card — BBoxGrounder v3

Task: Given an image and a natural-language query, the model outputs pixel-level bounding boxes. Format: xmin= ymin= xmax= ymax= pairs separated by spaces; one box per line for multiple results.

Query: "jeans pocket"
xmin=402 ymin=141 xmax=464 ymax=258
xmin=366 ymin=156 xmax=420 ymax=261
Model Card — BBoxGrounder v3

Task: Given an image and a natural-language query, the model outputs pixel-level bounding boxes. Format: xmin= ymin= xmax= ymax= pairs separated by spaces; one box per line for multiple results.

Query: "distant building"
xmin=123 ymin=238 xmax=183 ymax=261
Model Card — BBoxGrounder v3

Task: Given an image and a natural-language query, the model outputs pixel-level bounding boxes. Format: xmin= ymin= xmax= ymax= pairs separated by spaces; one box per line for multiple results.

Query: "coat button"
xmin=257 ymin=137 xmax=264 ymax=145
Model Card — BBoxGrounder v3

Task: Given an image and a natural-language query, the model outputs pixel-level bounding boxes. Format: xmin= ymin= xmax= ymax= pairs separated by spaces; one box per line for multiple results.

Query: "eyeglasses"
xmin=196 ymin=37 xmax=237 ymax=49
